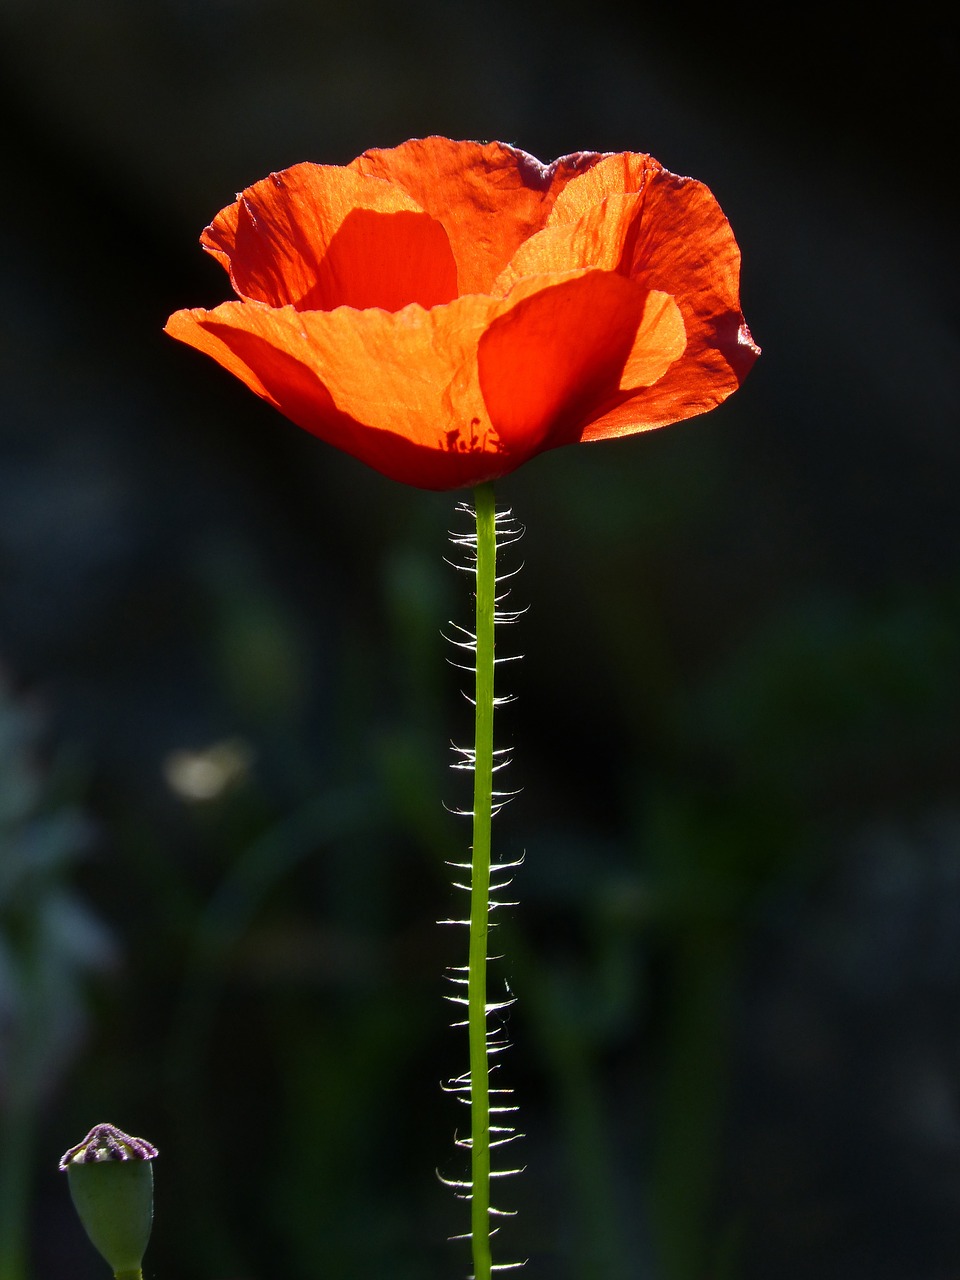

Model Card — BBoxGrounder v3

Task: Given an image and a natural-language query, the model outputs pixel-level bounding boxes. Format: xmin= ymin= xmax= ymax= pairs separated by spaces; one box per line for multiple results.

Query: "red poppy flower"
xmin=165 ymin=137 xmax=759 ymax=490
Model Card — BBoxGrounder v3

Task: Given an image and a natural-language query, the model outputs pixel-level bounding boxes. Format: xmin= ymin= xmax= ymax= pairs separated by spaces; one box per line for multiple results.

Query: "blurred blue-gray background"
xmin=1 ymin=5 xmax=958 ymax=1278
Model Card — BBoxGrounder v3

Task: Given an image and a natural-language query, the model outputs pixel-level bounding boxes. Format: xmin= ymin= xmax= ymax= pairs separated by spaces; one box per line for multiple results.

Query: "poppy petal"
xmin=202 ymin=164 xmax=458 ymax=312
xmin=478 ymin=271 xmax=685 ymax=454
xmin=580 ymin=314 xmax=758 ymax=439
xmin=166 ymin=297 xmax=506 ymax=488
xmin=570 ymin=163 xmax=760 ymax=435
xmin=493 ymin=191 xmax=646 ymax=291
xmin=621 ymin=166 xmax=758 ymax=371
xmin=497 ymin=158 xmax=757 ymax=408
xmin=622 ymin=166 xmax=747 ymax=313
xmin=351 ymin=137 xmax=606 ymax=295
xmin=547 ymin=151 xmax=657 ymax=222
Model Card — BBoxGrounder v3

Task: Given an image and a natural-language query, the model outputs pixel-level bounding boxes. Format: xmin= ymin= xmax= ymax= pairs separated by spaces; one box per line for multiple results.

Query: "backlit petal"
xmin=167 ymin=297 xmax=501 ymax=488
xmin=547 ymin=152 xmax=657 ymax=222
xmin=580 ymin=315 xmax=759 ymax=440
xmin=493 ymin=192 xmax=645 ymax=292
xmin=478 ymin=273 xmax=684 ymax=453
xmin=576 ymin=165 xmax=759 ymax=435
xmin=202 ymin=163 xmax=457 ymax=311
xmin=351 ymin=137 xmax=606 ymax=295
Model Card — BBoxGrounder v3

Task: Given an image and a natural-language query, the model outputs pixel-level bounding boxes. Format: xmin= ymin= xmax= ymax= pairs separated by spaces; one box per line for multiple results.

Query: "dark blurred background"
xmin=1 ymin=4 xmax=958 ymax=1278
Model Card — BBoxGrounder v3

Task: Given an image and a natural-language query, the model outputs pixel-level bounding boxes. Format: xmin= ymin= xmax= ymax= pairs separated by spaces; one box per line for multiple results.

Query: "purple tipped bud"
xmin=59 ymin=1123 xmax=158 ymax=1170
xmin=60 ymin=1124 xmax=157 ymax=1275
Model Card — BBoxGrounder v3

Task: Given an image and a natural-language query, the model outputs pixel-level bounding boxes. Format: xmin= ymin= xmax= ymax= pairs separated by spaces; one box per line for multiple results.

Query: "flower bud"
xmin=59 ymin=1123 xmax=157 ymax=1277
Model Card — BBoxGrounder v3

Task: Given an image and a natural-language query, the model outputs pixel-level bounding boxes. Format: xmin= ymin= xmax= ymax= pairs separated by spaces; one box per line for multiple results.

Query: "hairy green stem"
xmin=468 ymin=481 xmax=497 ymax=1280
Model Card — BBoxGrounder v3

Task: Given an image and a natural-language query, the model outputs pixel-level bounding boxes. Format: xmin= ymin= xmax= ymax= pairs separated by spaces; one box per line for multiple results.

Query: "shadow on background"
xmin=0 ymin=4 xmax=958 ymax=1278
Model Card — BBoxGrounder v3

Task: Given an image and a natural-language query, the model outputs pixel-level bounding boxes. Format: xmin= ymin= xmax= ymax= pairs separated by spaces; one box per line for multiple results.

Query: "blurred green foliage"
xmin=3 ymin=425 xmax=958 ymax=1280
xmin=0 ymin=673 xmax=113 ymax=1280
